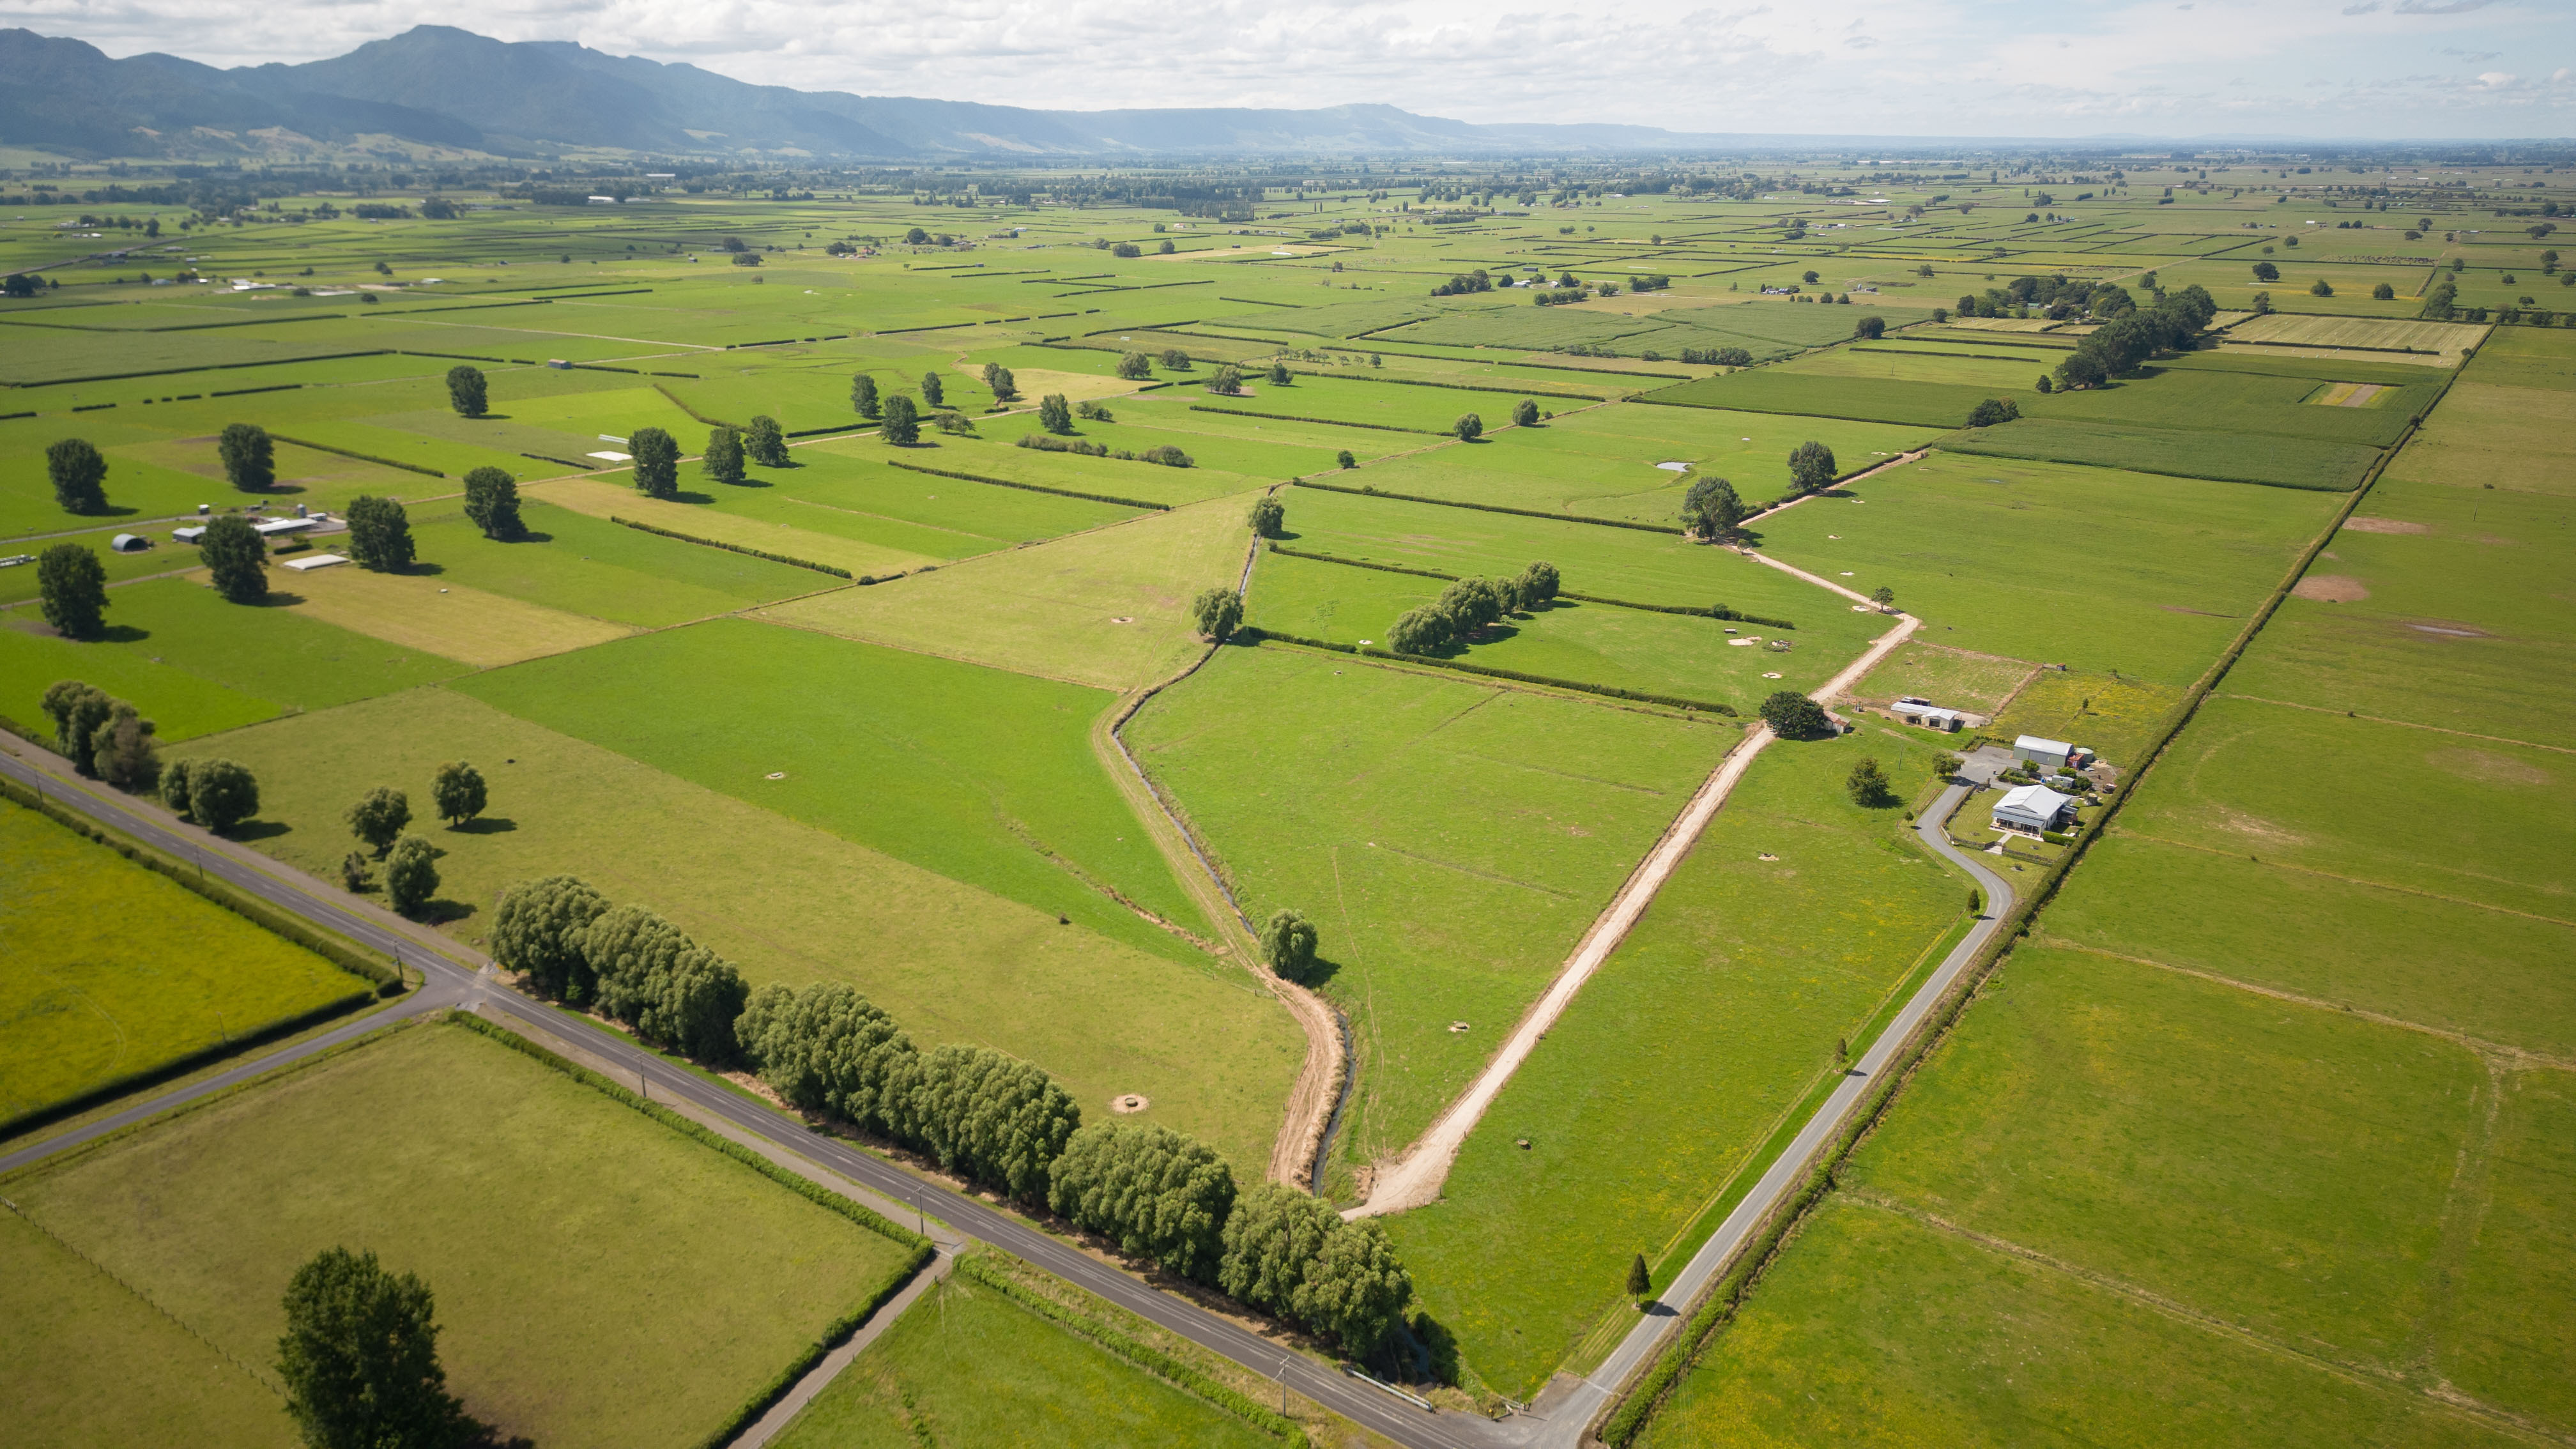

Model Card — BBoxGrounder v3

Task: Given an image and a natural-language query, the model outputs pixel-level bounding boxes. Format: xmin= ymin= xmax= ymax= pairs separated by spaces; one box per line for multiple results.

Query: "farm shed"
xmin=1896 ymin=696 xmax=1968 ymax=732
xmin=2013 ymin=734 xmax=2075 ymax=767
xmin=1992 ymin=783 xmax=2077 ymax=835
xmin=109 ymin=533 xmax=148 ymax=552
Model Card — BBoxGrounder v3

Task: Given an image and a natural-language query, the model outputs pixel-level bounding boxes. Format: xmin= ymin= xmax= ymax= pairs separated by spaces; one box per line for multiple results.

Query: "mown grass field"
xmin=1752 ymin=453 xmax=2338 ymax=687
xmin=408 ymin=498 xmax=839 ymax=625
xmin=450 ymin=618 xmax=1216 ymax=960
xmin=757 ymin=486 xmax=1259 ymax=689
xmin=1383 ymin=736 xmax=1966 ymax=1399
xmin=1 ymin=573 xmax=466 ymax=743
xmin=2113 ymin=694 xmax=2570 ymax=920
xmin=1938 ymin=416 xmax=2380 ymax=490
xmin=1246 ymin=551 xmax=1876 ymax=710
xmin=770 ymin=1272 xmax=1280 ymax=1449
xmin=1 ymin=1018 xmax=917 ymax=1449
xmin=167 ymin=687 xmax=1300 ymax=1170
xmin=1639 ymin=1198 xmax=2527 ymax=1449
xmin=0 ymin=796 xmax=373 ymax=1124
xmin=1126 ymin=644 xmax=1734 ymax=1163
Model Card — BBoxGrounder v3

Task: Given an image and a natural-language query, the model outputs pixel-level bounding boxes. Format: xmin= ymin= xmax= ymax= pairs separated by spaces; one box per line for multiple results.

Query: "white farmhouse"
xmin=1991 ymin=783 xmax=2077 ymax=836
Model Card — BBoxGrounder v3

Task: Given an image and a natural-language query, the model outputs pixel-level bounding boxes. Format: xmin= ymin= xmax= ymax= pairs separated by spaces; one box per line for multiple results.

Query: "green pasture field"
xmin=0 ymin=525 xmax=197 ymax=607
xmin=993 ymin=392 xmax=1419 ymax=477
xmin=1847 ymin=944 xmax=2485 ymax=1366
xmin=1752 ymin=453 xmax=2338 ymax=687
xmin=164 ymin=687 xmax=1297 ymax=1171
xmin=1938 ymin=416 xmax=2380 ymax=491
xmin=1791 ymin=345 xmax=2052 ymax=389
xmin=451 ymin=618 xmax=1218 ymax=962
xmin=820 ymin=426 xmax=1266 ymax=509
xmin=0 ymin=796 xmax=372 ymax=1124
xmin=1644 ymin=370 xmax=2005 ymax=428
xmin=2452 ymin=325 xmax=2576 ymax=392
xmin=2043 ymin=832 xmax=2576 ymax=1059
xmin=404 ymin=498 xmax=836 ymax=625
xmin=1639 ymin=1198 xmax=2527 ymax=1449
xmin=1271 ymin=483 xmax=1837 ymax=615
xmin=1204 ymin=295 xmax=1439 ymax=337
xmin=1851 ymin=643 xmax=2034 ymax=714
xmin=1245 ymin=551 xmax=1880 ymax=710
xmin=1382 ymin=304 xmax=1669 ymax=351
xmin=1 ymin=1018 xmax=917 ymax=1449
xmin=758 ymin=487 xmax=1258 ymax=691
xmin=1 ymin=574 xmax=466 ymax=744
xmin=1384 ymin=735 xmax=1966 ymax=1398
xmin=1984 ymin=668 xmax=2182 ymax=770
xmin=2 ymin=1209 xmax=286 ymax=1449
xmin=1126 ymin=644 xmax=1731 ymax=1165
xmin=2223 ymin=479 xmax=2576 ymax=743
xmin=770 ymin=1273 xmax=1278 ymax=1449
xmin=2113 ymin=694 xmax=2571 ymax=920
xmin=1340 ymin=403 xmax=1934 ymax=525
xmin=2446 ymin=1068 xmax=2576 ymax=1430
xmin=2385 ymin=379 xmax=2576 ymax=498
xmin=1137 ymin=371 xmax=1510 ymax=434
xmin=2220 ymin=312 xmax=2487 ymax=362
xmin=539 ymin=471 xmax=936 ymax=580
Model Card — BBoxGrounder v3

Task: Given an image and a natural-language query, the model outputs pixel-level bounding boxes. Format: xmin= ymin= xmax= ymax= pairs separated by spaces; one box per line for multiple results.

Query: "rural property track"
xmin=1351 ymin=608 xmax=1921 ymax=1220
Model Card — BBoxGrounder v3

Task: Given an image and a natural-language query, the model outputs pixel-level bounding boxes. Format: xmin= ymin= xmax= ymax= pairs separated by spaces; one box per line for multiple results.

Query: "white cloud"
xmin=4 ymin=0 xmax=2570 ymax=137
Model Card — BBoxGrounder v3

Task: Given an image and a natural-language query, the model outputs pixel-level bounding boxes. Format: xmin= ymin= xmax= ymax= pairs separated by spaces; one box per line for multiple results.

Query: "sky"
xmin=8 ymin=0 xmax=2572 ymax=139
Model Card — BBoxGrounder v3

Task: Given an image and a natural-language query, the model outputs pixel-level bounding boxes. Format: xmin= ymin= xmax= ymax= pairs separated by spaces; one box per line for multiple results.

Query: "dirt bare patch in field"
xmin=2342 ymin=517 xmax=2430 ymax=535
xmin=2427 ymin=748 xmax=2550 ymax=788
xmin=2292 ymin=574 xmax=2370 ymax=602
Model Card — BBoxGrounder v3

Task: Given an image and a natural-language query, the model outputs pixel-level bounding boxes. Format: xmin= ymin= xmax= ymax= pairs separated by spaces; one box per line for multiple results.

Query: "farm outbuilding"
xmin=1992 ymin=783 xmax=2078 ymax=835
xmin=109 ymin=533 xmax=148 ymax=552
xmin=2013 ymin=734 xmax=2075 ymax=768
xmin=1895 ymin=696 xmax=1968 ymax=732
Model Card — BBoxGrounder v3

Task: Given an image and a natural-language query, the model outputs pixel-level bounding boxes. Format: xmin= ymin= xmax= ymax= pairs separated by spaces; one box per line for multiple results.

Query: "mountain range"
xmin=0 ymin=25 xmax=1783 ymax=162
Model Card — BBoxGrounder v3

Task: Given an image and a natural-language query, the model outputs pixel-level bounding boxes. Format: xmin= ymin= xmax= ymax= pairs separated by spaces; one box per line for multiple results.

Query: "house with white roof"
xmin=1991 ymin=783 xmax=2078 ymax=836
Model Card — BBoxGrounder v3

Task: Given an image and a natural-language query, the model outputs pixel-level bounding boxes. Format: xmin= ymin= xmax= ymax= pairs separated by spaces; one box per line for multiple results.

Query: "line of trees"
xmin=490 ymin=876 xmax=749 ymax=1062
xmin=41 ymin=678 xmax=158 ymax=792
xmin=1384 ymin=562 xmax=1558 ymax=656
xmin=2053 ymin=284 xmax=2217 ymax=390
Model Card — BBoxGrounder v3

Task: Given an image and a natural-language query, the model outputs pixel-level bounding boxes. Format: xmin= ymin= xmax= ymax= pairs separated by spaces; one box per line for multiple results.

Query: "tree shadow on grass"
xmin=247 ymin=591 xmax=307 ymax=608
xmin=93 ymin=624 xmax=152 ymax=644
xmin=226 ymin=819 xmax=293 ymax=843
xmin=447 ymin=816 xmax=516 ymax=835
xmin=411 ymin=898 xmax=477 ymax=927
xmin=501 ymin=530 xmax=556 ymax=545
xmin=668 ymin=490 xmax=716 ymax=505
xmin=1288 ymin=956 xmax=1344 ymax=990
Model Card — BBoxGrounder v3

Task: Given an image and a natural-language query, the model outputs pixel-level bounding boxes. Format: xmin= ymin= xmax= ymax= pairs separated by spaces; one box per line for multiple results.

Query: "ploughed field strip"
xmin=7 ymin=156 xmax=2572 ymax=1447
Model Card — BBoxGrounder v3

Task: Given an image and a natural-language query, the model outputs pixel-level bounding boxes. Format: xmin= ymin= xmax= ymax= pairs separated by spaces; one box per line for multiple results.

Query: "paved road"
xmin=1520 ymin=781 xmax=2015 ymax=1445
xmin=0 ymin=747 xmax=1495 ymax=1449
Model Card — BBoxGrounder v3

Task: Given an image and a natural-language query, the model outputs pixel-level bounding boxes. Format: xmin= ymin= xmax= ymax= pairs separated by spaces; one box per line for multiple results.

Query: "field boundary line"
xmin=2110 ymin=829 xmax=2573 ymax=926
xmin=0 ymin=1193 xmax=288 ymax=1397
xmin=2038 ymin=937 xmax=2576 ymax=1070
xmin=2216 ymin=693 xmax=2576 ymax=756
xmin=1737 ymin=448 xmax=1929 ymax=526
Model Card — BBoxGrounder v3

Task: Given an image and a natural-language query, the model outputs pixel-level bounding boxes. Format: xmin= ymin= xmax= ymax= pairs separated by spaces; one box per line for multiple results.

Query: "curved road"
xmin=0 ymin=748 xmax=2007 ymax=1449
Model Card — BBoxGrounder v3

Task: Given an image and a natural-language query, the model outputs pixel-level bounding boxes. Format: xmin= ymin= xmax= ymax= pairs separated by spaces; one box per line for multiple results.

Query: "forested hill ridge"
xmin=0 ymin=24 xmax=1754 ymax=161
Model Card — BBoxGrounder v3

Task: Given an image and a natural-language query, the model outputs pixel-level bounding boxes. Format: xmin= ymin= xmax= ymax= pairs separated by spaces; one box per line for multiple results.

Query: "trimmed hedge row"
xmin=1282 ymin=371 xmax=1605 ymax=403
xmin=0 ymin=774 xmax=402 ymax=994
xmin=1189 ymin=404 xmax=1438 ymax=434
xmin=955 ymin=1252 xmax=1310 ymax=1446
xmin=440 ymin=1013 xmax=935 ymax=1449
xmin=1266 ymin=544 xmax=1796 ymax=629
xmin=1243 ymin=629 xmax=1738 ymax=716
xmin=272 ymin=433 xmax=446 ymax=479
xmin=1292 ymin=477 xmax=1687 ymax=536
xmin=608 ymin=516 xmax=852 ymax=578
xmin=884 ymin=457 xmax=1170 ymax=511
xmin=0 ymin=988 xmax=374 ymax=1143
xmin=650 ymin=382 xmax=744 ymax=431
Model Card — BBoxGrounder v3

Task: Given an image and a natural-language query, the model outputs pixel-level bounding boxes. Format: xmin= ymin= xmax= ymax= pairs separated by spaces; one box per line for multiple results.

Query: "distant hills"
xmin=0 ymin=25 xmax=1768 ymax=162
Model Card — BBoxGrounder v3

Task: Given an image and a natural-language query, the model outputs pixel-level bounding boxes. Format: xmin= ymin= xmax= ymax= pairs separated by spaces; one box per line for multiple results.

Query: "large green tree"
xmin=1679 ymin=475 xmax=1746 ymax=539
xmin=896 ymin=1044 xmax=1080 ymax=1205
xmin=880 ymin=394 xmax=920 ymax=446
xmin=1759 ymin=690 xmax=1832 ymax=739
xmin=199 ymin=514 xmax=268 ymax=602
xmin=346 ymin=786 xmax=411 ymax=855
xmin=1292 ymin=1218 xmax=1413 ymax=1356
xmin=1453 ymin=412 xmax=1484 ymax=441
xmin=36 ymin=543 xmax=108 ymax=638
xmin=1189 ymin=586 xmax=1242 ymax=643
xmin=1159 ymin=348 xmax=1192 ymax=371
xmin=1208 ymin=364 xmax=1243 ymax=395
xmin=1048 ymin=1121 xmax=1238 ymax=1282
xmin=702 ymin=425 xmax=746 ymax=484
xmin=489 ymin=875 xmax=610 ymax=1002
xmin=629 ymin=427 xmax=680 ymax=498
xmin=89 ymin=701 xmax=159 ymax=793
xmin=850 ymin=373 xmax=881 ymax=418
xmin=180 ymin=758 xmax=259 ymax=834
xmin=384 ymin=836 xmax=440 ymax=916
xmin=1258 ymin=908 xmax=1318 ymax=978
xmin=345 ymin=494 xmax=415 ymax=572
xmin=981 ymin=363 xmax=1017 ymax=401
xmin=41 ymin=679 xmax=112 ymax=773
xmin=921 ymin=371 xmax=946 ymax=408
xmin=1786 ymin=440 xmax=1838 ymax=494
xmin=1510 ymin=399 xmax=1540 ymax=427
xmin=432 ymin=760 xmax=486 ymax=825
xmin=581 ymin=903 xmax=749 ymax=1062
xmin=444 ymin=365 xmax=487 ymax=418
xmin=218 ymin=422 xmax=274 ymax=491
xmin=1116 ymin=351 xmax=1153 ymax=380
xmin=45 ymin=438 xmax=109 ymax=513
xmin=1846 ymin=757 xmax=1896 ymax=806
xmin=1518 ymin=560 xmax=1560 ymax=604
xmin=461 ymin=468 xmax=521 ymax=539
xmin=277 ymin=1247 xmax=481 ymax=1449
xmin=745 ymin=414 xmax=790 ymax=468
xmin=1247 ymin=496 xmax=1285 ymax=537
xmin=1038 ymin=393 xmax=1074 ymax=434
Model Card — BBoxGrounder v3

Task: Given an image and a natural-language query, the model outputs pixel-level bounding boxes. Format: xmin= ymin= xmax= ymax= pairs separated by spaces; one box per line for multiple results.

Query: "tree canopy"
xmin=1049 ymin=1121 xmax=1237 ymax=1282
xmin=218 ymin=423 xmax=274 ymax=491
xmin=582 ymin=903 xmax=749 ymax=1062
xmin=1786 ymin=441 xmax=1838 ymax=494
xmin=174 ymin=758 xmax=259 ymax=834
xmin=1680 ymin=475 xmax=1747 ymax=539
xmin=746 ymin=414 xmax=790 ymax=468
xmin=277 ymin=1247 xmax=483 ymax=1449
xmin=346 ymin=786 xmax=411 ymax=855
xmin=702 ymin=425 xmax=746 ymax=484
xmin=1759 ymin=691 xmax=1832 ymax=739
xmin=444 ymin=364 xmax=487 ymax=418
xmin=1247 ymin=496 xmax=1285 ymax=537
xmin=1116 ymin=351 xmax=1153 ymax=380
xmin=1259 ymin=908 xmax=1319 ymax=978
xmin=433 ymin=760 xmax=486 ymax=825
xmin=850 ymin=374 xmax=880 ymax=418
xmin=921 ymin=371 xmax=946 ymax=409
xmin=880 ymin=394 xmax=921 ymax=446
xmin=385 ymin=836 xmax=440 ymax=917
xmin=36 ymin=543 xmax=108 ymax=638
xmin=461 ymin=467 xmax=521 ymax=540
xmin=490 ymin=875 xmax=611 ymax=1003
xmin=345 ymin=494 xmax=415 ymax=572
xmin=45 ymin=438 xmax=108 ymax=514
xmin=1190 ymin=586 xmax=1243 ymax=643
xmin=1453 ymin=412 xmax=1484 ymax=441
xmin=199 ymin=514 xmax=268 ymax=603
xmin=1965 ymin=397 xmax=2022 ymax=428
xmin=1038 ymin=393 xmax=1075 ymax=434
xmin=629 ymin=427 xmax=680 ymax=498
